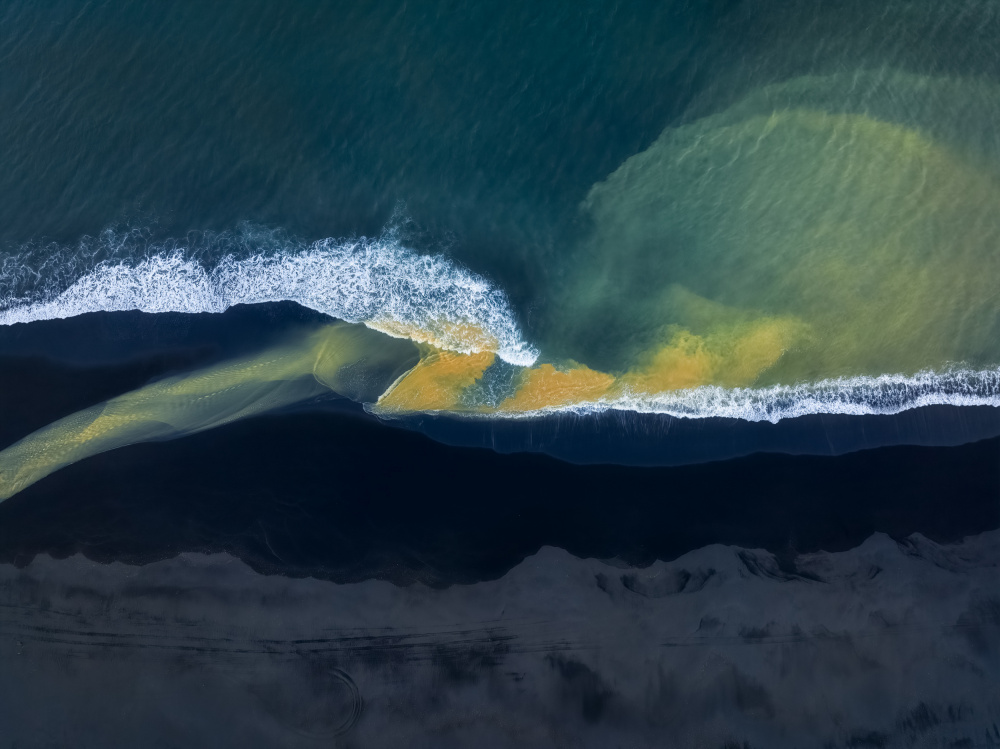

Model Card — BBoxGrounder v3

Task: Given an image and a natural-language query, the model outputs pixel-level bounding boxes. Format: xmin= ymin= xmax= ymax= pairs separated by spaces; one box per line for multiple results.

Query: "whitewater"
xmin=3 ymin=233 xmax=1000 ymax=423
xmin=0 ymin=233 xmax=538 ymax=367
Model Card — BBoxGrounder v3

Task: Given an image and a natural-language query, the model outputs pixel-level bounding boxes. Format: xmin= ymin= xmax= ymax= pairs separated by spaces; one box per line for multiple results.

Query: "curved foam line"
xmin=0 ymin=238 xmax=539 ymax=366
xmin=415 ymin=367 xmax=1000 ymax=423
xmin=4 ymin=234 xmax=998 ymax=423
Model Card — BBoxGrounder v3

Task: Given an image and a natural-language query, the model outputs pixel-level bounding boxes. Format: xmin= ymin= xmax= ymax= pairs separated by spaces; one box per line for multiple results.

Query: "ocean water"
xmin=3 ymin=1 xmax=1000 ymax=480
xmin=3 ymin=1 xmax=1000 ymax=464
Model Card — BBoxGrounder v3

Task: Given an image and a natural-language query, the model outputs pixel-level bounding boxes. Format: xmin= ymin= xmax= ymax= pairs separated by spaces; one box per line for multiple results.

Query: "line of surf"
xmin=0 ymin=236 xmax=539 ymax=366
xmin=4 ymin=232 xmax=998 ymax=423
xmin=469 ymin=367 xmax=1000 ymax=423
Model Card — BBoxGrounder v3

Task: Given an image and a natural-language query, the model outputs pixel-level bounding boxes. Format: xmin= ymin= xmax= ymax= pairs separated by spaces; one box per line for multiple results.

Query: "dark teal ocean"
xmin=1 ymin=0 xmax=712 ymax=294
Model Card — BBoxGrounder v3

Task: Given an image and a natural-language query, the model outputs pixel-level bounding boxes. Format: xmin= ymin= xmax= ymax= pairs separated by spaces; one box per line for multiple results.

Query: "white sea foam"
xmin=0 ymin=236 xmax=539 ymax=366
xmin=4 ymin=232 xmax=999 ymax=422
xmin=483 ymin=367 xmax=1000 ymax=422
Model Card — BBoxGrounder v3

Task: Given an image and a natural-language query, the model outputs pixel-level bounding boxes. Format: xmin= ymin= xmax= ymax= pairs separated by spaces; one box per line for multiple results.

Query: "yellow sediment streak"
xmin=621 ymin=331 xmax=719 ymax=395
xmin=0 ymin=322 xmax=416 ymax=501
xmin=371 ymin=318 xmax=502 ymax=413
xmin=497 ymin=363 xmax=615 ymax=412
xmin=374 ymin=348 xmax=496 ymax=413
xmin=0 ymin=314 xmax=503 ymax=500
xmin=371 ymin=314 xmax=805 ymax=416
xmin=0 ymin=303 xmax=807 ymax=504
xmin=366 ymin=317 xmax=500 ymax=356
xmin=489 ymin=317 xmax=805 ymax=414
xmin=579 ymin=106 xmax=1000 ymax=381
xmin=622 ymin=318 xmax=807 ymax=395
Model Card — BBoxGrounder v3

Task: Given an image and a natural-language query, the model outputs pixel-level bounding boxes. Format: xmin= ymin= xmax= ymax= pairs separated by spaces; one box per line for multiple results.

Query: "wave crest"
xmin=492 ymin=367 xmax=1000 ymax=422
xmin=0 ymin=232 xmax=539 ymax=366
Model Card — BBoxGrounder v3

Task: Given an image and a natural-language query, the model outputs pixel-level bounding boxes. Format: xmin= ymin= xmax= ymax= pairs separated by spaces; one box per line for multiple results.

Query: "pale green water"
xmin=550 ymin=72 xmax=1000 ymax=386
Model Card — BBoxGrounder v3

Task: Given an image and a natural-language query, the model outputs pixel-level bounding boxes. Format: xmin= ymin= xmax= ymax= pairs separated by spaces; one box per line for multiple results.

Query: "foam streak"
xmin=487 ymin=368 xmax=1000 ymax=422
xmin=0 ymin=238 xmax=538 ymax=366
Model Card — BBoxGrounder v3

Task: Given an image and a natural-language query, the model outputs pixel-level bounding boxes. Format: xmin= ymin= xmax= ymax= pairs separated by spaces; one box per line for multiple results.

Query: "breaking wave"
xmin=487 ymin=367 xmax=1000 ymax=423
xmin=0 ymin=228 xmax=539 ymax=367
xmin=2 ymin=226 xmax=998 ymax=423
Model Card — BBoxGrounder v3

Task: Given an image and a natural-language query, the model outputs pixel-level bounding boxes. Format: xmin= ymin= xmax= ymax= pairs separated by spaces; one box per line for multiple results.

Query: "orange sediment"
xmin=622 ymin=318 xmax=805 ymax=396
xmin=375 ymin=349 xmax=496 ymax=413
xmin=497 ymin=363 xmax=615 ymax=412
xmin=721 ymin=318 xmax=803 ymax=386
xmin=366 ymin=317 xmax=500 ymax=356
xmin=620 ymin=331 xmax=719 ymax=395
xmin=372 ymin=315 xmax=806 ymax=415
